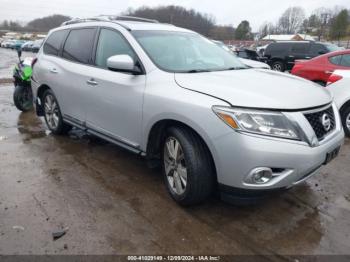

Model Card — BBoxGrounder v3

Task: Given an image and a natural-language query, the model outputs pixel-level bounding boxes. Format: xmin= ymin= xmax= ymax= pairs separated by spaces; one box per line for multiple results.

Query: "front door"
xmin=85 ymin=28 xmax=146 ymax=148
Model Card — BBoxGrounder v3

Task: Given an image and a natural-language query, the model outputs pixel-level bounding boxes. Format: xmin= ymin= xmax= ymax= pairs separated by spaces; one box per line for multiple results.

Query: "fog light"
xmin=246 ymin=167 xmax=273 ymax=185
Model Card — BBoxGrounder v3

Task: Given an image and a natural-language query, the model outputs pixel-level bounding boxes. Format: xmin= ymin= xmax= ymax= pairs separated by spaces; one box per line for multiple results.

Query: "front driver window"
xmin=95 ymin=29 xmax=136 ymax=69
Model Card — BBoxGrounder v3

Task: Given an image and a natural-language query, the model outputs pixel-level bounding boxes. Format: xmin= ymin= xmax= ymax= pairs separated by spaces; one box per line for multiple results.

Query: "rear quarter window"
xmin=340 ymin=54 xmax=350 ymax=67
xmin=329 ymin=55 xmax=342 ymax=65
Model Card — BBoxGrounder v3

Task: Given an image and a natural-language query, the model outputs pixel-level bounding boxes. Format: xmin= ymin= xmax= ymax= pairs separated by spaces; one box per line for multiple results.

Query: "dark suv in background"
xmin=264 ymin=41 xmax=343 ymax=72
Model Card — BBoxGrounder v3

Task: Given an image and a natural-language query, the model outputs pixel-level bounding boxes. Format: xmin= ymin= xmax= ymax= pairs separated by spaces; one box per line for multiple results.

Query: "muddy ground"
xmin=0 ymin=85 xmax=350 ymax=257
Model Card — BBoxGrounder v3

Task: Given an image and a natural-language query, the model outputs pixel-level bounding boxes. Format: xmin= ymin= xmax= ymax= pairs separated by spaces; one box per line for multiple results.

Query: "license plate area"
xmin=324 ymin=146 xmax=340 ymax=165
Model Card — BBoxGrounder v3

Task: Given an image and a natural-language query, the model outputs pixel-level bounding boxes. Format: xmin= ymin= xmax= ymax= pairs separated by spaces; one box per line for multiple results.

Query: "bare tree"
xmin=278 ymin=7 xmax=306 ymax=34
xmin=259 ymin=22 xmax=277 ymax=38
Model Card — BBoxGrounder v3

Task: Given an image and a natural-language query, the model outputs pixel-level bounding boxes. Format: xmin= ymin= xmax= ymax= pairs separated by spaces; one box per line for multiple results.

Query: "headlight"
xmin=213 ymin=106 xmax=301 ymax=140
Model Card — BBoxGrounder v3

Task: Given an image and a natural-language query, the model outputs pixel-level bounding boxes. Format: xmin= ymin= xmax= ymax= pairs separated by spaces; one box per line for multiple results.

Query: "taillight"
xmin=31 ymin=58 xmax=38 ymax=68
xmin=327 ymin=74 xmax=343 ymax=86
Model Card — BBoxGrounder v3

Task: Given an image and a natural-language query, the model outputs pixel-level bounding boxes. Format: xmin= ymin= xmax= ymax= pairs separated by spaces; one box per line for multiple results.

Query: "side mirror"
xmin=107 ymin=55 xmax=142 ymax=74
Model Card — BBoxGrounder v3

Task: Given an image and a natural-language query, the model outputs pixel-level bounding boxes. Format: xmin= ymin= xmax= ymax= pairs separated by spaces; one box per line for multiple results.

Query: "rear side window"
xmin=95 ymin=29 xmax=136 ymax=69
xmin=310 ymin=43 xmax=327 ymax=55
xmin=43 ymin=30 xmax=68 ymax=56
xmin=266 ymin=43 xmax=289 ymax=54
xmin=291 ymin=43 xmax=309 ymax=54
xmin=63 ymin=28 xmax=96 ymax=64
xmin=329 ymin=55 xmax=342 ymax=65
xmin=340 ymin=54 xmax=350 ymax=67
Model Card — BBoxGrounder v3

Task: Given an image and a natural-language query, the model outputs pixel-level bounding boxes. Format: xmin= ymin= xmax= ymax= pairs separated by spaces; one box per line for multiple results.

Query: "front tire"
xmin=162 ymin=127 xmax=214 ymax=206
xmin=271 ymin=61 xmax=285 ymax=72
xmin=341 ymin=106 xmax=350 ymax=137
xmin=13 ymin=85 xmax=33 ymax=112
xmin=42 ymin=89 xmax=71 ymax=135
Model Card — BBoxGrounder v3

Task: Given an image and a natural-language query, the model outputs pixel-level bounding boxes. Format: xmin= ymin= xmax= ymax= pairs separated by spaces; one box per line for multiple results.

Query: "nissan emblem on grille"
xmin=304 ymin=106 xmax=335 ymax=141
xmin=321 ymin=113 xmax=331 ymax=132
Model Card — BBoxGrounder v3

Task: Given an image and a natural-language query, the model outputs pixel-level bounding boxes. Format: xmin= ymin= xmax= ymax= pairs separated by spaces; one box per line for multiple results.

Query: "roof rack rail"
xmin=113 ymin=15 xmax=159 ymax=23
xmin=61 ymin=15 xmax=159 ymax=26
xmin=61 ymin=17 xmax=110 ymax=26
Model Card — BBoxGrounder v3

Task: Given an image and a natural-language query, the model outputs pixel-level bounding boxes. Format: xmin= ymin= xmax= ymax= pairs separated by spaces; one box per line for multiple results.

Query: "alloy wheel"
xmin=346 ymin=112 xmax=350 ymax=132
xmin=44 ymin=94 xmax=59 ymax=130
xmin=273 ymin=63 xmax=282 ymax=71
xmin=164 ymin=137 xmax=188 ymax=196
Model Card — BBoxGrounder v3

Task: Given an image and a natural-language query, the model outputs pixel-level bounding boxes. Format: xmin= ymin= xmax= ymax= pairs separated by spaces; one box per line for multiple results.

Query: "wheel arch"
xmin=145 ymin=118 xmax=218 ymax=182
xmin=340 ymin=99 xmax=350 ymax=115
xmin=35 ymin=84 xmax=51 ymax=116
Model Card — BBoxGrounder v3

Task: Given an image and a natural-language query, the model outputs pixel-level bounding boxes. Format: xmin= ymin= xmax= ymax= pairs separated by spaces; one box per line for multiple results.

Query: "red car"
xmin=291 ymin=49 xmax=350 ymax=86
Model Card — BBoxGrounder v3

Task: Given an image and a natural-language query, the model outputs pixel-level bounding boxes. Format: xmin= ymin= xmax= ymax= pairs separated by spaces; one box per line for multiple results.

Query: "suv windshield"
xmin=132 ymin=30 xmax=247 ymax=73
xmin=324 ymin=43 xmax=344 ymax=52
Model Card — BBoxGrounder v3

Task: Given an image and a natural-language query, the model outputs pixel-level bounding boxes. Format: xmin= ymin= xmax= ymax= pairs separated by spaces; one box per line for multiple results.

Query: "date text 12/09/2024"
xmin=127 ymin=256 xmax=221 ymax=261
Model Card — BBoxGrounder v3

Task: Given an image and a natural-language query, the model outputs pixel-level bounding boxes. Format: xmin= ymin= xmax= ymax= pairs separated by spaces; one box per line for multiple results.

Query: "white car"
xmin=326 ymin=70 xmax=350 ymax=136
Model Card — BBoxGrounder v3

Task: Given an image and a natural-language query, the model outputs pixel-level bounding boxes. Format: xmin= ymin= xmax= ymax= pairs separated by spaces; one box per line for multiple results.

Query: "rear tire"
xmin=42 ymin=89 xmax=71 ymax=135
xmin=271 ymin=61 xmax=285 ymax=72
xmin=162 ymin=126 xmax=214 ymax=206
xmin=13 ymin=85 xmax=33 ymax=112
xmin=341 ymin=106 xmax=350 ymax=137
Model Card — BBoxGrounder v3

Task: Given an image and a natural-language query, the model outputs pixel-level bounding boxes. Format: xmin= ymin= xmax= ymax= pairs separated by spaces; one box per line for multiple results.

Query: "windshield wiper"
xmin=185 ymin=69 xmax=212 ymax=73
xmin=225 ymin=67 xmax=249 ymax=71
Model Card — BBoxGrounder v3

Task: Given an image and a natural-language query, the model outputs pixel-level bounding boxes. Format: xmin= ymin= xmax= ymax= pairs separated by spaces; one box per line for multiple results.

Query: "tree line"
xmin=259 ymin=7 xmax=350 ymax=40
xmin=0 ymin=5 xmax=349 ymax=41
xmin=0 ymin=14 xmax=71 ymax=33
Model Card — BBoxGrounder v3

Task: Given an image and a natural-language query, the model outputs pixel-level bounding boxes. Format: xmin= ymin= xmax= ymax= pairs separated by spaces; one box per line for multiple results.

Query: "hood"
xmin=239 ymin=58 xmax=270 ymax=69
xmin=175 ymin=69 xmax=332 ymax=110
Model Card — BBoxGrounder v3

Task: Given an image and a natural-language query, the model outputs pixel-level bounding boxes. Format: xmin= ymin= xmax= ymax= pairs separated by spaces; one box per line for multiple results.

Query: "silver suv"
xmin=31 ymin=16 xmax=344 ymax=205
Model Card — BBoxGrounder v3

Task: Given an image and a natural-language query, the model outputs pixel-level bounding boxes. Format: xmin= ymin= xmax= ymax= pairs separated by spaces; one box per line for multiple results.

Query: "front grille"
xmin=304 ymin=106 xmax=335 ymax=141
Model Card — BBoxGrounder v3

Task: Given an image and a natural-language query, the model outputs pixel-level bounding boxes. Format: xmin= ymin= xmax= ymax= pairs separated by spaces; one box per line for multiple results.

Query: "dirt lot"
xmin=0 ymin=46 xmax=350 ymax=257
xmin=0 ymin=84 xmax=350 ymax=257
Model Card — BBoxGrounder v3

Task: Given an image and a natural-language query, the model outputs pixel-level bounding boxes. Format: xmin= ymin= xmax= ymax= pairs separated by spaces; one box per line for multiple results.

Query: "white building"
xmin=262 ymin=34 xmax=316 ymax=41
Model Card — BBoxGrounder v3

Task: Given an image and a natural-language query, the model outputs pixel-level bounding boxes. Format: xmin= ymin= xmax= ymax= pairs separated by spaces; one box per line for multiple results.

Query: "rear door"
xmin=287 ymin=43 xmax=310 ymax=70
xmin=35 ymin=29 xmax=69 ymax=106
xmin=85 ymin=28 xmax=146 ymax=148
xmin=56 ymin=28 xmax=97 ymax=126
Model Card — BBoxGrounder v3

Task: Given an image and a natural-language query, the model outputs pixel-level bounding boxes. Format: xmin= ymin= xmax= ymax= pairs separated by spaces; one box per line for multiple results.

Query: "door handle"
xmin=325 ymin=70 xmax=333 ymax=74
xmin=305 ymin=57 xmax=311 ymax=59
xmin=288 ymin=55 xmax=294 ymax=58
xmin=50 ymin=68 xmax=58 ymax=74
xmin=86 ymin=79 xmax=98 ymax=86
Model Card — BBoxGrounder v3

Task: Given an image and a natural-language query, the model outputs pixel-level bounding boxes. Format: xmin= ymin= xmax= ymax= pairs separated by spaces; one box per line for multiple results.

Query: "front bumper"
xmin=213 ymin=104 xmax=345 ymax=192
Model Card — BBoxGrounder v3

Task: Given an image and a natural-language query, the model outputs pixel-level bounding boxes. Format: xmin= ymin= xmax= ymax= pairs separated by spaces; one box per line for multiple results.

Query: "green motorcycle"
xmin=13 ymin=48 xmax=33 ymax=112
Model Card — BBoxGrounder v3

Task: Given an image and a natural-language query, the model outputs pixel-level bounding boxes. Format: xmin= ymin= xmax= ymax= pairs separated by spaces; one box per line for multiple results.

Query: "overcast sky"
xmin=0 ymin=0 xmax=349 ymax=30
